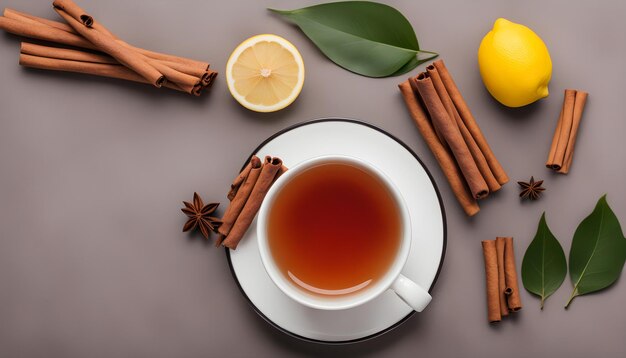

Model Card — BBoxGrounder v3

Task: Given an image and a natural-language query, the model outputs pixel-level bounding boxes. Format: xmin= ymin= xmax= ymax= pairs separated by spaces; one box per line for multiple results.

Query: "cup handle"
xmin=390 ymin=274 xmax=432 ymax=312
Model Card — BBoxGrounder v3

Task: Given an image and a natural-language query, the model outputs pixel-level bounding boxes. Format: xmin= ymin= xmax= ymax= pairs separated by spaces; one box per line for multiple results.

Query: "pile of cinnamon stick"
xmin=0 ymin=0 xmax=216 ymax=95
xmin=482 ymin=237 xmax=522 ymax=323
xmin=399 ymin=60 xmax=508 ymax=216
xmin=546 ymin=89 xmax=588 ymax=174
xmin=217 ymin=156 xmax=287 ymax=250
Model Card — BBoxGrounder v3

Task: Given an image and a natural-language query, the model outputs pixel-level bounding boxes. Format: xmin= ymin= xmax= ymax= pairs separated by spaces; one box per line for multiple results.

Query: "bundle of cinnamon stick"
xmin=482 ymin=237 xmax=522 ymax=323
xmin=546 ymin=89 xmax=588 ymax=174
xmin=399 ymin=60 xmax=508 ymax=216
xmin=217 ymin=155 xmax=287 ymax=250
xmin=0 ymin=0 xmax=216 ymax=95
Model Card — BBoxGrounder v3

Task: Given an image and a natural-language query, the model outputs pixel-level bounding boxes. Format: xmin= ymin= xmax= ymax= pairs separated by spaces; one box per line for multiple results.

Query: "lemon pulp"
xmin=227 ymin=35 xmax=305 ymax=112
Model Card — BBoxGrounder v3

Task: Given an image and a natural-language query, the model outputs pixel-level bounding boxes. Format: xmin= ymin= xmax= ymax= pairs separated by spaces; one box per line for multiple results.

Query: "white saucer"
xmin=226 ymin=119 xmax=446 ymax=344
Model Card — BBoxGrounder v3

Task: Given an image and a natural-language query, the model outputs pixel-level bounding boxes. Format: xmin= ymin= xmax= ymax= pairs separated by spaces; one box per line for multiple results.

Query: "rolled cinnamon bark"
xmin=19 ymin=54 xmax=190 ymax=94
xmin=426 ymin=65 xmax=501 ymax=193
xmin=54 ymin=8 xmax=165 ymax=87
xmin=550 ymin=90 xmax=576 ymax=170
xmin=432 ymin=60 xmax=508 ymax=185
xmin=276 ymin=165 xmax=288 ymax=180
xmin=161 ymin=60 xmax=210 ymax=80
xmin=162 ymin=76 xmax=198 ymax=94
xmin=0 ymin=15 xmax=96 ymax=50
xmin=20 ymin=53 xmax=144 ymax=83
xmin=192 ymin=84 xmax=204 ymax=97
xmin=546 ymin=105 xmax=564 ymax=169
xmin=55 ymin=0 xmax=121 ymax=40
xmin=4 ymin=8 xmax=76 ymax=33
xmin=204 ymin=71 xmax=218 ymax=86
xmin=121 ymin=41 xmax=210 ymax=72
xmin=218 ymin=156 xmax=263 ymax=239
xmin=495 ymin=237 xmax=509 ymax=317
xmin=3 ymin=8 xmax=54 ymax=29
xmin=21 ymin=42 xmax=116 ymax=64
xmin=2 ymin=10 xmax=212 ymax=82
xmin=398 ymin=81 xmax=479 ymax=216
xmin=227 ymin=158 xmax=257 ymax=201
xmin=482 ymin=240 xmax=501 ymax=323
xmin=4 ymin=8 xmax=209 ymax=72
xmin=20 ymin=42 xmax=203 ymax=93
xmin=146 ymin=58 xmax=200 ymax=89
xmin=558 ymin=91 xmax=588 ymax=174
xmin=546 ymin=89 xmax=588 ymax=173
xmin=53 ymin=0 xmax=93 ymax=27
xmin=222 ymin=157 xmax=284 ymax=250
xmin=90 ymin=19 xmax=117 ymax=40
xmin=503 ymin=237 xmax=522 ymax=311
xmin=413 ymin=74 xmax=489 ymax=200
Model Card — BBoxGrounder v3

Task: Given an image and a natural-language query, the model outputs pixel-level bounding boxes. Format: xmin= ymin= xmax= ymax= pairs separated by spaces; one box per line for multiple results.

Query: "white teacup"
xmin=257 ymin=155 xmax=432 ymax=311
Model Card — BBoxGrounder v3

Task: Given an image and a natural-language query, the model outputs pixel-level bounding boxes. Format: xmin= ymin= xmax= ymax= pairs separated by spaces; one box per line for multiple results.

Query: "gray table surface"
xmin=1 ymin=0 xmax=625 ymax=357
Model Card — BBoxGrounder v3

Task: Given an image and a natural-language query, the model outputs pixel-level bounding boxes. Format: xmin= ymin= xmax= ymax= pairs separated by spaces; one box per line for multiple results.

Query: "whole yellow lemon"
xmin=478 ymin=18 xmax=552 ymax=107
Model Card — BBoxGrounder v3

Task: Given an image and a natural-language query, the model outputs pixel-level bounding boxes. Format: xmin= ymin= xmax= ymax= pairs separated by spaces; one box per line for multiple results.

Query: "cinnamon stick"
xmin=0 ymin=15 xmax=96 ymax=50
xmin=19 ymin=53 xmax=189 ymax=94
xmin=398 ymin=81 xmax=479 ymax=216
xmin=495 ymin=237 xmax=509 ymax=317
xmin=20 ymin=42 xmax=203 ymax=94
xmin=86 ymin=12 xmax=118 ymax=40
xmin=546 ymin=89 xmax=588 ymax=173
xmin=550 ymin=90 xmax=576 ymax=170
xmin=20 ymin=53 xmax=144 ymax=84
xmin=227 ymin=158 xmax=256 ymax=201
xmin=276 ymin=165 xmax=288 ymax=180
xmin=120 ymin=41 xmax=210 ymax=72
xmin=204 ymin=71 xmax=218 ymax=86
xmin=137 ymin=50 xmax=203 ymax=91
xmin=161 ymin=59 xmax=211 ymax=80
xmin=426 ymin=65 xmax=502 ymax=193
xmin=4 ymin=8 xmax=210 ymax=74
xmin=2 ymin=2 xmax=216 ymax=95
xmin=546 ymin=105 xmax=564 ymax=169
xmin=145 ymin=58 xmax=200 ymax=89
xmin=3 ymin=8 xmax=57 ymax=30
xmin=558 ymin=91 xmax=588 ymax=174
xmin=2 ymin=9 xmax=212 ymax=84
xmin=21 ymin=42 xmax=116 ymax=64
xmin=412 ymin=74 xmax=489 ymax=200
xmin=54 ymin=8 xmax=165 ymax=87
xmin=4 ymin=8 xmax=75 ymax=33
xmin=432 ymin=60 xmax=509 ymax=185
xmin=503 ymin=237 xmax=522 ymax=312
xmin=218 ymin=156 xmax=264 ymax=239
xmin=222 ymin=157 xmax=284 ymax=250
xmin=482 ymin=240 xmax=501 ymax=323
xmin=54 ymin=0 xmax=122 ymax=42
xmin=53 ymin=0 xmax=93 ymax=27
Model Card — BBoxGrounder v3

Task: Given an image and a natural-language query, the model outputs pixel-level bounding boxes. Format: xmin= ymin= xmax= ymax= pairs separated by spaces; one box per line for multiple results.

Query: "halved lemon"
xmin=226 ymin=34 xmax=305 ymax=113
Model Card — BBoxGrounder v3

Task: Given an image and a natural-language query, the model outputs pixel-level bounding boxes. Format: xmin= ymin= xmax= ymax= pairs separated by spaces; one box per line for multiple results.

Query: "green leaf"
xmin=269 ymin=1 xmax=438 ymax=77
xmin=390 ymin=51 xmax=439 ymax=77
xmin=566 ymin=195 xmax=626 ymax=308
xmin=521 ymin=213 xmax=567 ymax=309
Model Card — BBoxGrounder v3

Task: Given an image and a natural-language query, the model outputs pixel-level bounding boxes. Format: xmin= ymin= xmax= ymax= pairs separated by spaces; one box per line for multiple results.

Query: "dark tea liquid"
xmin=267 ymin=162 xmax=401 ymax=297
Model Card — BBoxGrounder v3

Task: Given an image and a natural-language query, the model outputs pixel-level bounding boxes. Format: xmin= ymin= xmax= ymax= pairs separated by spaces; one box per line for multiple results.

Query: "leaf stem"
xmin=417 ymin=49 xmax=439 ymax=56
xmin=540 ymin=297 xmax=544 ymax=310
xmin=414 ymin=52 xmax=439 ymax=67
xmin=564 ymin=289 xmax=577 ymax=309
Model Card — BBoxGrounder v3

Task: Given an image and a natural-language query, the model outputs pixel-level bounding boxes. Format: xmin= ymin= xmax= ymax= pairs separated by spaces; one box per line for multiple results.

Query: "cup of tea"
xmin=257 ymin=155 xmax=432 ymax=311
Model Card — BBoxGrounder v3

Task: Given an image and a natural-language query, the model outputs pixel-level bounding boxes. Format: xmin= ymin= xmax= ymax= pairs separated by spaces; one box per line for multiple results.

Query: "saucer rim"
xmin=224 ymin=117 xmax=448 ymax=345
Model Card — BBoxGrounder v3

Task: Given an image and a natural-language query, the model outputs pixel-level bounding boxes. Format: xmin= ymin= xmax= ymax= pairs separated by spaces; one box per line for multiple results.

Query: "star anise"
xmin=181 ymin=192 xmax=221 ymax=239
xmin=518 ymin=176 xmax=545 ymax=200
